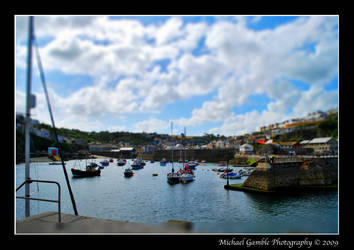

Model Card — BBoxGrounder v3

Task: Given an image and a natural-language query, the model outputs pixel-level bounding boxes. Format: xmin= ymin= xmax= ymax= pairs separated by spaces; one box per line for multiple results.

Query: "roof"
xmin=240 ymin=144 xmax=254 ymax=150
xmin=300 ymin=140 xmax=310 ymax=144
xmin=120 ymin=147 xmax=135 ymax=151
xmin=309 ymin=137 xmax=334 ymax=144
xmin=279 ymin=142 xmax=299 ymax=146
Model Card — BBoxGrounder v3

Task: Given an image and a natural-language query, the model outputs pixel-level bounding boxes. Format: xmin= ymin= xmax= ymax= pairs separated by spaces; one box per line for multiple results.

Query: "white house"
xmin=239 ymin=144 xmax=254 ymax=155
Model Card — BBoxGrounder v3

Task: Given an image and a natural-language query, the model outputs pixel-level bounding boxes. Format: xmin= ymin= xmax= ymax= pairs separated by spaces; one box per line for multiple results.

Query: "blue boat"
xmin=100 ymin=160 xmax=109 ymax=166
xmin=160 ymin=158 xmax=168 ymax=166
xmin=131 ymin=160 xmax=144 ymax=170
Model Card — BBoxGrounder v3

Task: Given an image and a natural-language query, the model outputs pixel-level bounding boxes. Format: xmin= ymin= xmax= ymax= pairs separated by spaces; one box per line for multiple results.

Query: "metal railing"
xmin=16 ymin=179 xmax=61 ymax=223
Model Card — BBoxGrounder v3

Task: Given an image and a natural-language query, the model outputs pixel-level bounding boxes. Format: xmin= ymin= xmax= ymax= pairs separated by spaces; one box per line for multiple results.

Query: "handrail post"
xmin=16 ymin=179 xmax=62 ymax=223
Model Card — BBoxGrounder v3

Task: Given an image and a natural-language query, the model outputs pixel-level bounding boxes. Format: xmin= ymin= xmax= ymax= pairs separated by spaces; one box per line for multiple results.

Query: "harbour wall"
xmin=242 ymin=158 xmax=338 ymax=191
xmin=91 ymin=149 xmax=236 ymax=162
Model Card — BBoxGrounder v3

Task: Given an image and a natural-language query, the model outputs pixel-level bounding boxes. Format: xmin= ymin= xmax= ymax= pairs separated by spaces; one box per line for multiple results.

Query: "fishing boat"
xmin=124 ymin=167 xmax=134 ymax=177
xmin=117 ymin=159 xmax=126 ymax=166
xmin=71 ymin=162 xmax=101 ymax=178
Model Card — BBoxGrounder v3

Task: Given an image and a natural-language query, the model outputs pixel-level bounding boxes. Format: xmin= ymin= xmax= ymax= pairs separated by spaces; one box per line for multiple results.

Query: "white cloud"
xmin=155 ymin=17 xmax=184 ymax=45
xmin=16 ymin=16 xmax=338 ymax=135
xmin=133 ymin=118 xmax=169 ymax=133
xmin=175 ymin=16 xmax=338 ymax=131
xmin=208 ymin=110 xmax=288 ymax=136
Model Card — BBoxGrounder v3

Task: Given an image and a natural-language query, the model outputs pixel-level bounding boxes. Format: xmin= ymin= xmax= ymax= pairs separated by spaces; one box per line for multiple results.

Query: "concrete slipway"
xmin=16 ymin=212 xmax=193 ymax=234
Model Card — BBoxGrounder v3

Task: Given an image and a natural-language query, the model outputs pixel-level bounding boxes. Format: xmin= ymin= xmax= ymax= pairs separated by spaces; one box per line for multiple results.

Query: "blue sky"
xmin=15 ymin=15 xmax=338 ymax=136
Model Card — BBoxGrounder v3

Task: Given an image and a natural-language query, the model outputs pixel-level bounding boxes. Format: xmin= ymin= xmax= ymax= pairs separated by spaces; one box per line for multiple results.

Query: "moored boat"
xmin=179 ymin=172 xmax=194 ymax=184
xmin=212 ymin=167 xmax=233 ymax=172
xmin=185 ymin=162 xmax=198 ymax=170
xmin=71 ymin=162 xmax=101 ymax=178
xmin=167 ymin=172 xmax=180 ymax=184
xmin=117 ymin=159 xmax=126 ymax=166
xmin=219 ymin=172 xmax=241 ymax=179
xmin=160 ymin=158 xmax=168 ymax=166
xmin=49 ymin=162 xmax=65 ymax=165
xmin=237 ymin=168 xmax=254 ymax=176
xmin=131 ymin=159 xmax=144 ymax=170
xmin=124 ymin=167 xmax=134 ymax=177
xmin=100 ymin=160 xmax=109 ymax=166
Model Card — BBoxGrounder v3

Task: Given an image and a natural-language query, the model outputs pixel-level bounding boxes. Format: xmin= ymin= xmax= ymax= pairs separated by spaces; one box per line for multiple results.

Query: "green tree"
xmin=317 ymin=113 xmax=338 ymax=138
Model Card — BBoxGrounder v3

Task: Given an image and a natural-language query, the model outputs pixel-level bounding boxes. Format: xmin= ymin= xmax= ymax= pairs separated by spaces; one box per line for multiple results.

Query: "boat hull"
xmin=167 ymin=176 xmax=180 ymax=184
xmin=220 ymin=173 xmax=241 ymax=179
xmin=180 ymin=174 xmax=194 ymax=183
xmin=124 ymin=172 xmax=133 ymax=177
xmin=71 ymin=168 xmax=101 ymax=178
xmin=131 ymin=164 xmax=143 ymax=170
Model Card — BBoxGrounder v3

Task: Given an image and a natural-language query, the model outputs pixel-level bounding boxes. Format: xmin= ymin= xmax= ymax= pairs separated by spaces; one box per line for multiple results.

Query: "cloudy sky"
xmin=15 ymin=15 xmax=338 ymax=136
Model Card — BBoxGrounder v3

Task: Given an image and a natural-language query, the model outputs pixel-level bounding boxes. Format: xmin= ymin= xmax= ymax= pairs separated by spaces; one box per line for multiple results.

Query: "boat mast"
xmin=171 ymin=122 xmax=174 ymax=172
xmin=184 ymin=127 xmax=186 ymax=165
xmin=24 ymin=16 xmax=34 ymax=217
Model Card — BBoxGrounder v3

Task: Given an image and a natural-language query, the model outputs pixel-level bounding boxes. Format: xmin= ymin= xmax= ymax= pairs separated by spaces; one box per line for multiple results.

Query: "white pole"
xmin=24 ymin=16 xmax=33 ymax=217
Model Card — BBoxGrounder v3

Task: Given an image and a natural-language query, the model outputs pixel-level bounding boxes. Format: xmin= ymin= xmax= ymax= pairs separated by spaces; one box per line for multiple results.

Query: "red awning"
xmin=256 ymin=140 xmax=265 ymax=144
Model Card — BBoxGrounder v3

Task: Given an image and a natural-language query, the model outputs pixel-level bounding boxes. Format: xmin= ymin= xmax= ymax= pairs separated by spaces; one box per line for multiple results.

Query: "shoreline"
xmin=16 ymin=154 xmax=108 ymax=165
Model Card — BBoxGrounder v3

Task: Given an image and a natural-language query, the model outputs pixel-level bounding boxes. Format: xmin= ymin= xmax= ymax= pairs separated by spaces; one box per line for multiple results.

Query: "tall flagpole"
xmin=24 ymin=16 xmax=34 ymax=217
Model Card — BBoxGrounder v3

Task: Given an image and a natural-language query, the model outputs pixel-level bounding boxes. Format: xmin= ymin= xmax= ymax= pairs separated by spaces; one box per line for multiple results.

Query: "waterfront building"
xmin=88 ymin=143 xmax=118 ymax=152
xmin=239 ymin=144 xmax=254 ymax=155
xmin=307 ymin=137 xmax=338 ymax=155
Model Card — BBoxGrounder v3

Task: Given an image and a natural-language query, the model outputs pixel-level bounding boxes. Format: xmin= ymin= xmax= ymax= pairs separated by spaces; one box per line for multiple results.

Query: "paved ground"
xmin=16 ymin=212 xmax=193 ymax=234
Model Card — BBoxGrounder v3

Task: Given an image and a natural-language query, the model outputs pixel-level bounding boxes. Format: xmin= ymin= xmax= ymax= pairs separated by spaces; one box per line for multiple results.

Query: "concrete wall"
xmin=141 ymin=149 xmax=236 ymax=162
xmin=242 ymin=158 xmax=338 ymax=191
xmin=92 ymin=149 xmax=236 ymax=162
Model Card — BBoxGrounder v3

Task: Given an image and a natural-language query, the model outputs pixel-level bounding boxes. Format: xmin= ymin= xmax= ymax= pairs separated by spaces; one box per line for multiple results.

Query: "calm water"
xmin=15 ymin=159 xmax=338 ymax=233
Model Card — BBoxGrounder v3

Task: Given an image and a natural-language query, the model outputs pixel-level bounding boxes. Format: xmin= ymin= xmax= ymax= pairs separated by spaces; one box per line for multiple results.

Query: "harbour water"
xmin=15 ymin=159 xmax=338 ymax=233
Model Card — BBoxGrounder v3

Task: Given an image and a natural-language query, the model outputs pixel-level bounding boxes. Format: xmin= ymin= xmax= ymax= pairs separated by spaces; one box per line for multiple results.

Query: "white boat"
xmin=237 ymin=168 xmax=254 ymax=176
xmin=179 ymin=173 xmax=194 ymax=183
xmin=220 ymin=172 xmax=241 ymax=179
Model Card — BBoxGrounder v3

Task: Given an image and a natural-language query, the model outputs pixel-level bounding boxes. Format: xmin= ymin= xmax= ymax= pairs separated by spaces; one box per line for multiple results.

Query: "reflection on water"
xmin=16 ymin=159 xmax=338 ymax=233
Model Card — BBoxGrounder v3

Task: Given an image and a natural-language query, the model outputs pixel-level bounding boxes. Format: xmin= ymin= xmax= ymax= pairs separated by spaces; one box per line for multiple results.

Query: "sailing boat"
xmin=167 ymin=122 xmax=180 ymax=184
xmin=178 ymin=127 xmax=194 ymax=184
